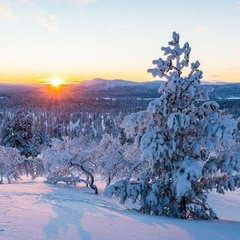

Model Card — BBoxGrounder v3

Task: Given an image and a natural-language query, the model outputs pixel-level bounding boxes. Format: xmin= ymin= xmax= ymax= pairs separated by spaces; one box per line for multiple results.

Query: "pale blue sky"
xmin=0 ymin=0 xmax=239 ymax=84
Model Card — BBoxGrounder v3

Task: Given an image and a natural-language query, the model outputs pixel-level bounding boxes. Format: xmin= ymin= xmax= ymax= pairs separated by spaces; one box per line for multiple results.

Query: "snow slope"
xmin=1 ymin=178 xmax=240 ymax=240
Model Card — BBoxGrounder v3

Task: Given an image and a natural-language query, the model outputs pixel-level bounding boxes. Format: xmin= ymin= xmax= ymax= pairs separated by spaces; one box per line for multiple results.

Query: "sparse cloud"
xmin=35 ymin=12 xmax=59 ymax=32
xmin=69 ymin=0 xmax=96 ymax=5
xmin=52 ymin=0 xmax=96 ymax=5
xmin=0 ymin=0 xmax=19 ymax=22
xmin=20 ymin=0 xmax=32 ymax=6
xmin=227 ymin=67 xmax=238 ymax=71
xmin=195 ymin=26 xmax=207 ymax=33
xmin=67 ymin=0 xmax=96 ymax=16
xmin=234 ymin=2 xmax=240 ymax=10
xmin=209 ymin=75 xmax=220 ymax=78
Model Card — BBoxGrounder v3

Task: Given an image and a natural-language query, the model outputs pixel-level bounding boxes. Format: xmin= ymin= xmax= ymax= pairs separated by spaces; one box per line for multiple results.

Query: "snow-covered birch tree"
xmin=105 ymin=32 xmax=240 ymax=219
xmin=0 ymin=146 xmax=21 ymax=183
xmin=43 ymin=138 xmax=98 ymax=194
xmin=96 ymin=133 xmax=141 ymax=186
xmin=0 ymin=146 xmax=44 ymax=184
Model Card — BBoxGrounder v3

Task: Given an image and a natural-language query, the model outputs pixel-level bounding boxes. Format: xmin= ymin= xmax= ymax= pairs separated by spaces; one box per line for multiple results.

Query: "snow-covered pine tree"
xmin=1 ymin=110 xmax=41 ymax=158
xmin=105 ymin=32 xmax=240 ymax=219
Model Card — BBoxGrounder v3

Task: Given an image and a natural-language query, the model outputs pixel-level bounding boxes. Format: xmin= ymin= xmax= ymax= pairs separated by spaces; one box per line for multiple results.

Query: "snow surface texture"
xmin=1 ymin=177 xmax=240 ymax=240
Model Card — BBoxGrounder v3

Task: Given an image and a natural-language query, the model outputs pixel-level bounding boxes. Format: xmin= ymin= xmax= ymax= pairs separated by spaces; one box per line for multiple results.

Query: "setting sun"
xmin=49 ymin=77 xmax=64 ymax=87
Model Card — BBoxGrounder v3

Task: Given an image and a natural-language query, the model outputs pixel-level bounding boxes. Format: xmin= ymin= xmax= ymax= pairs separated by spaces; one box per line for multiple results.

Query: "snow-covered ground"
xmin=1 ymin=177 xmax=240 ymax=240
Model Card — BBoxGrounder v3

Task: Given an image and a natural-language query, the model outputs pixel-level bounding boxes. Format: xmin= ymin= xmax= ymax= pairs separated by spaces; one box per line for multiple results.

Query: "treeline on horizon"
xmin=0 ymin=80 xmax=240 ymax=145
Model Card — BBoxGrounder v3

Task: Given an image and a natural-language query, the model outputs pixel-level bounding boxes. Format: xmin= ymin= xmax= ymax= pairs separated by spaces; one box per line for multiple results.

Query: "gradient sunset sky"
xmin=0 ymin=0 xmax=240 ymax=84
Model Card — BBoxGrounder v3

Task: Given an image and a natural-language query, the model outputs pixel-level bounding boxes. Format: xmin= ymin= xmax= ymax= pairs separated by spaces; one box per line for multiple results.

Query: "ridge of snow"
xmin=1 ymin=177 xmax=240 ymax=240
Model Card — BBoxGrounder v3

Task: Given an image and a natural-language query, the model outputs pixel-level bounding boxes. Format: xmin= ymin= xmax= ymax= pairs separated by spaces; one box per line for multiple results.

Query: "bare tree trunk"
xmin=80 ymin=165 xmax=98 ymax=194
xmin=86 ymin=174 xmax=89 ymax=187
xmin=105 ymin=175 xmax=111 ymax=187
xmin=70 ymin=160 xmax=98 ymax=194
xmin=7 ymin=172 xmax=12 ymax=184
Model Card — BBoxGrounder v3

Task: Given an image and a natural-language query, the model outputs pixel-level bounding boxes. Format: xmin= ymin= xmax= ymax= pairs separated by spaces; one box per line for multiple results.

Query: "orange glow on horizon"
xmin=0 ymin=71 xmax=239 ymax=85
xmin=44 ymin=84 xmax=65 ymax=97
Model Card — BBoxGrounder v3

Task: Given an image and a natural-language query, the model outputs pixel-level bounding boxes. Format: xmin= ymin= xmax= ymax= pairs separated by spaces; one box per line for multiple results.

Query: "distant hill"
xmin=1 ymin=78 xmax=240 ymax=117
xmin=1 ymin=78 xmax=240 ymax=100
xmin=74 ymin=78 xmax=240 ymax=100
xmin=79 ymin=78 xmax=163 ymax=90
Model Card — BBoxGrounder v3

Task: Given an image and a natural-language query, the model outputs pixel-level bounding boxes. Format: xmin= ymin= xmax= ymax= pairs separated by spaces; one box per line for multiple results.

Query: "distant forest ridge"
xmin=1 ymin=78 xmax=240 ymax=117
